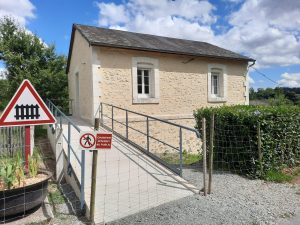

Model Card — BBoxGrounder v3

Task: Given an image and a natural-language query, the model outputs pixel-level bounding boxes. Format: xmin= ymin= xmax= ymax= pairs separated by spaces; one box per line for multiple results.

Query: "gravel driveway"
xmin=108 ymin=166 xmax=300 ymax=225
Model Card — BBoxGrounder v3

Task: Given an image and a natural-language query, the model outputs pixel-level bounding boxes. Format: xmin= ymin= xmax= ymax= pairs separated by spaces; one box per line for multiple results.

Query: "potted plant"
xmin=0 ymin=149 xmax=52 ymax=219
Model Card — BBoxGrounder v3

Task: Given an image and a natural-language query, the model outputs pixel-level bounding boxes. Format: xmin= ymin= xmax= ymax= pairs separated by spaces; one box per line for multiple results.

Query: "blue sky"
xmin=1 ymin=0 xmax=300 ymax=89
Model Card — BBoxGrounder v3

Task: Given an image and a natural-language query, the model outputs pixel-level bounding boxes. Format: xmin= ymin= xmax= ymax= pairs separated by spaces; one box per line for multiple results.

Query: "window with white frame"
xmin=132 ymin=57 xmax=159 ymax=103
xmin=137 ymin=68 xmax=151 ymax=98
xmin=208 ymin=65 xmax=227 ymax=102
xmin=211 ymin=70 xmax=220 ymax=97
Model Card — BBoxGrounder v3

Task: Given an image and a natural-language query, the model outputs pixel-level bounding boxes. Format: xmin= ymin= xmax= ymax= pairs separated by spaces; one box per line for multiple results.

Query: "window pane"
xmin=214 ymin=86 xmax=218 ymax=94
xmin=212 ymin=74 xmax=219 ymax=95
xmin=144 ymin=75 xmax=149 ymax=85
xmin=138 ymin=75 xmax=142 ymax=85
xmin=138 ymin=85 xmax=142 ymax=94
xmin=145 ymin=85 xmax=149 ymax=94
xmin=144 ymin=70 xmax=149 ymax=77
xmin=137 ymin=69 xmax=142 ymax=76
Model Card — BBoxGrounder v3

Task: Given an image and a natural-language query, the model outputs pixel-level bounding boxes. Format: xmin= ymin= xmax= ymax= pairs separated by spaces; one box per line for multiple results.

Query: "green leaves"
xmin=28 ymin=149 xmax=40 ymax=178
xmin=0 ymin=158 xmax=17 ymax=189
xmin=194 ymin=105 xmax=300 ymax=178
xmin=0 ymin=147 xmax=41 ymax=190
xmin=0 ymin=17 xmax=69 ymax=111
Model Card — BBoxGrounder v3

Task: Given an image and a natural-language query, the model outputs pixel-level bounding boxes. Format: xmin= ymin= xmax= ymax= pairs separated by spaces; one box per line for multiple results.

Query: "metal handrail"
xmin=47 ymin=100 xmax=81 ymax=132
xmin=99 ymin=103 xmax=200 ymax=137
xmin=98 ymin=102 xmax=201 ymax=176
xmin=47 ymin=100 xmax=85 ymax=210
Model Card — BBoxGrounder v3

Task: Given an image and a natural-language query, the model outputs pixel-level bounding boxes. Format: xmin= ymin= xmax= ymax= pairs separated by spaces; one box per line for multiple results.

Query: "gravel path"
xmin=108 ymin=166 xmax=300 ymax=225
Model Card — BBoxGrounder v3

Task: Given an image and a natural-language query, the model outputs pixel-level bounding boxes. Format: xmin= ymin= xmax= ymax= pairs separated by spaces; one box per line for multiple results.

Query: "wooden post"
xmin=90 ymin=118 xmax=99 ymax=224
xmin=208 ymin=113 xmax=214 ymax=194
xmin=202 ymin=117 xmax=207 ymax=196
xmin=257 ymin=122 xmax=263 ymax=177
xmin=24 ymin=125 xmax=30 ymax=170
xmin=94 ymin=118 xmax=100 ymax=130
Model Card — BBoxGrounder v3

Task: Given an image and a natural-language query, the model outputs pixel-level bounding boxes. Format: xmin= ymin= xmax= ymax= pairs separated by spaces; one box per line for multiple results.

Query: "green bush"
xmin=194 ymin=105 xmax=300 ymax=178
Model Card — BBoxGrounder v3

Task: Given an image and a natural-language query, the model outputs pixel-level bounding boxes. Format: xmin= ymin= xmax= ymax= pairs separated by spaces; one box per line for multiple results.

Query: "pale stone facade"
xmin=68 ymin=30 xmax=250 ymax=154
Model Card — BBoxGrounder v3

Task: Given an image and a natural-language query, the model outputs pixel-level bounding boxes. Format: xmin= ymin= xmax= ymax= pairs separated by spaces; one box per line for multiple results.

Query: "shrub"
xmin=194 ymin=105 xmax=300 ymax=178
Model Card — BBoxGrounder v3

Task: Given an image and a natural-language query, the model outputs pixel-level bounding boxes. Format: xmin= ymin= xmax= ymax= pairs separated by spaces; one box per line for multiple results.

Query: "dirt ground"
xmin=283 ymin=165 xmax=300 ymax=185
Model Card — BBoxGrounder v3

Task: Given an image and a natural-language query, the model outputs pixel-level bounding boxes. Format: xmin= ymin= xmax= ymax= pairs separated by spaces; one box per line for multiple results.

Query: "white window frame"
xmin=137 ymin=68 xmax=151 ymax=98
xmin=211 ymin=73 xmax=220 ymax=97
xmin=132 ymin=57 xmax=159 ymax=104
xmin=208 ymin=64 xmax=227 ymax=102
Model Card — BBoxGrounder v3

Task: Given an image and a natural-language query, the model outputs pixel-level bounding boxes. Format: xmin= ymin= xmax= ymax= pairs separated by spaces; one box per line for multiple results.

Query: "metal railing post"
xmin=54 ymin=109 xmax=58 ymax=130
xmin=67 ymin=122 xmax=71 ymax=175
xmin=80 ymin=150 xmax=85 ymax=210
xmin=179 ymin=127 xmax=183 ymax=177
xmin=111 ymin=106 xmax=114 ymax=132
xmin=100 ymin=103 xmax=103 ymax=125
xmin=97 ymin=102 xmax=202 ymax=177
xmin=147 ymin=117 xmax=149 ymax=152
xmin=126 ymin=110 xmax=128 ymax=139
xmin=60 ymin=113 xmax=62 ymax=129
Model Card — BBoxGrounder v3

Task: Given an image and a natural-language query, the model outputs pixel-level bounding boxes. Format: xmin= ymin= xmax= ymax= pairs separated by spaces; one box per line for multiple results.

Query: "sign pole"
xmin=90 ymin=118 xmax=100 ymax=224
xmin=24 ymin=125 xmax=31 ymax=169
xmin=79 ymin=119 xmax=112 ymax=224
xmin=0 ymin=79 xmax=56 ymax=171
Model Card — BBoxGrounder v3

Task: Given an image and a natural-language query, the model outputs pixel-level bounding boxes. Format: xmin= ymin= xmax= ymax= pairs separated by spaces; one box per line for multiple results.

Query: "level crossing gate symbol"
xmin=14 ymin=104 xmax=40 ymax=120
xmin=80 ymin=133 xmax=96 ymax=149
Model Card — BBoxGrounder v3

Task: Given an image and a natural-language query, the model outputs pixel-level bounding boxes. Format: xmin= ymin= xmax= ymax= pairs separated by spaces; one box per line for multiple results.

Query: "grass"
xmin=264 ymin=169 xmax=293 ymax=183
xmin=34 ymin=125 xmax=47 ymax=138
xmin=48 ymin=183 xmax=65 ymax=205
xmin=159 ymin=150 xmax=201 ymax=165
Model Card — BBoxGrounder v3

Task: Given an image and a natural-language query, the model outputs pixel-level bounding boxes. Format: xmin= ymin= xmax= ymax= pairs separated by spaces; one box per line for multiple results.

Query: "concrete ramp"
xmin=61 ymin=117 xmax=197 ymax=224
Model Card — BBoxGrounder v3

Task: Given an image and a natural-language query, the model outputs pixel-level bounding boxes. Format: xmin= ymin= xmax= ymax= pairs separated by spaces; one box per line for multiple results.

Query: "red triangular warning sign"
xmin=0 ymin=79 xmax=56 ymax=127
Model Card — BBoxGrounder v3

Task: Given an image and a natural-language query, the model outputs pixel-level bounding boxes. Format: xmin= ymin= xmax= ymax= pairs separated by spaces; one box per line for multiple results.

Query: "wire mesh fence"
xmin=0 ymin=127 xmax=24 ymax=157
xmin=0 ymin=138 xmax=87 ymax=224
xmin=85 ymin=136 xmax=197 ymax=224
xmin=200 ymin=113 xmax=300 ymax=182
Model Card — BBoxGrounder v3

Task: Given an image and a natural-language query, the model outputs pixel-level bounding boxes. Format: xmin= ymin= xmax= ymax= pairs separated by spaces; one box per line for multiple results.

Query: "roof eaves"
xmin=89 ymin=41 xmax=255 ymax=62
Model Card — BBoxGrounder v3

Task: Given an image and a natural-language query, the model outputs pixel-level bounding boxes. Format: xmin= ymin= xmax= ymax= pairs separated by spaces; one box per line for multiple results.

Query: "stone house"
xmin=66 ymin=24 xmax=255 ymax=154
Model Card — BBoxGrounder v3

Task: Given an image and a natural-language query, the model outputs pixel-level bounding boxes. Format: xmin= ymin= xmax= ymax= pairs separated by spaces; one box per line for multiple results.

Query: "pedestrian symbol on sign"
xmin=80 ymin=133 xmax=96 ymax=149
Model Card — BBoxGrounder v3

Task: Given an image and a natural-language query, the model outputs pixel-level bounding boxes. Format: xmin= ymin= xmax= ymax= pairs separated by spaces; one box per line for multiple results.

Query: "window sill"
xmin=133 ymin=98 xmax=159 ymax=104
xmin=208 ymin=96 xmax=227 ymax=103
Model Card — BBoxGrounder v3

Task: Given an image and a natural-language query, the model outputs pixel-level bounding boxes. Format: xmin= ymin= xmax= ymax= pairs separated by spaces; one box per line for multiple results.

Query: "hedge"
xmin=194 ymin=105 xmax=300 ymax=178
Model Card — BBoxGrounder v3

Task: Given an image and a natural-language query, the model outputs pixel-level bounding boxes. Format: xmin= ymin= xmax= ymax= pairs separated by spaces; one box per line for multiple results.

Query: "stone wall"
xmin=94 ymin=46 xmax=248 ymax=118
xmin=101 ymin=106 xmax=201 ymax=156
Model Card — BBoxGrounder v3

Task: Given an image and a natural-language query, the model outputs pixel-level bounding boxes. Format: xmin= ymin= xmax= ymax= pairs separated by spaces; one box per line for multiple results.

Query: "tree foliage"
xmin=250 ymin=87 xmax=300 ymax=106
xmin=0 ymin=17 xmax=68 ymax=110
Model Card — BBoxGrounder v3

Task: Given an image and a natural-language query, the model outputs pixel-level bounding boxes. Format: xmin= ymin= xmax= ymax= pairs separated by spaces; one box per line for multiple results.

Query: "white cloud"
xmin=220 ymin=0 xmax=300 ymax=67
xmin=97 ymin=2 xmax=129 ymax=26
xmin=97 ymin=0 xmax=216 ymax=42
xmin=0 ymin=0 xmax=35 ymax=26
xmin=96 ymin=0 xmax=300 ymax=68
xmin=278 ymin=72 xmax=300 ymax=87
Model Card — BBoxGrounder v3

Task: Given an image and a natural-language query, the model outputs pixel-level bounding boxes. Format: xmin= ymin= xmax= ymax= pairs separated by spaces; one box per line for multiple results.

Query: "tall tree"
xmin=0 ymin=17 xmax=68 ymax=110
